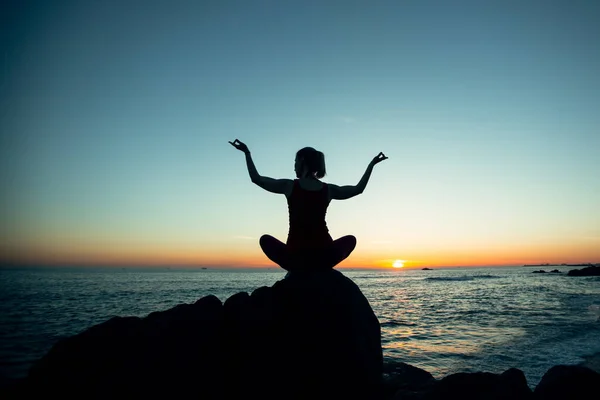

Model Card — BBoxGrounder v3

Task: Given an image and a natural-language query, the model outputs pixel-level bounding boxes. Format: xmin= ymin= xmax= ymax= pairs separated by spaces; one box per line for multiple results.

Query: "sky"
xmin=1 ymin=0 xmax=599 ymax=268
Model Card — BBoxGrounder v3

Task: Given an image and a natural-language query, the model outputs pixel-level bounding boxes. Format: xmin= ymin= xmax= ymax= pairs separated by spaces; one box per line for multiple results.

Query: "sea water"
xmin=1 ymin=266 xmax=599 ymax=388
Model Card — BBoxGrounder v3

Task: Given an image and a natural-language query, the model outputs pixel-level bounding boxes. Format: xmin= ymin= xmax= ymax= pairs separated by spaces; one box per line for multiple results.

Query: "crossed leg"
xmin=259 ymin=234 xmax=357 ymax=272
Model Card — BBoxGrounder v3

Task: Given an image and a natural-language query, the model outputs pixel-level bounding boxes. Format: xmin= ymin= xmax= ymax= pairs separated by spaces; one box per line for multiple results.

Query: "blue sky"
xmin=1 ymin=0 xmax=599 ymax=267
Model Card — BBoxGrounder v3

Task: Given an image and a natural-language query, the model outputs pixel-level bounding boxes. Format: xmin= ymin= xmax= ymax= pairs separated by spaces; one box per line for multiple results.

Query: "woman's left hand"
xmin=229 ymin=139 xmax=250 ymax=154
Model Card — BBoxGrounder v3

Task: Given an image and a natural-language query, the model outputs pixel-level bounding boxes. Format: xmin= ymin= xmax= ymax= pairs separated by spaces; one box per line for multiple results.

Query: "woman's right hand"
xmin=370 ymin=152 xmax=388 ymax=166
xmin=228 ymin=139 xmax=250 ymax=154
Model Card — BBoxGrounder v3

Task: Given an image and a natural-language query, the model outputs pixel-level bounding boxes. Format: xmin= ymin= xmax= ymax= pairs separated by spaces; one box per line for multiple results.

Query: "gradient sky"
xmin=1 ymin=0 xmax=599 ymax=268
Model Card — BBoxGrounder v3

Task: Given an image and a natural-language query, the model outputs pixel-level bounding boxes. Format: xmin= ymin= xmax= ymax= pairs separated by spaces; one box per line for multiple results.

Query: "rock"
xmin=384 ymin=361 xmax=435 ymax=389
xmin=533 ymin=270 xmax=546 ymax=273
xmin=550 ymin=269 xmax=561 ymax=273
xmin=579 ymin=353 xmax=600 ymax=373
xmin=384 ymin=364 xmax=600 ymax=400
xmin=0 ymin=379 xmax=25 ymax=400
xmin=386 ymin=367 xmax=532 ymax=400
xmin=534 ymin=365 xmax=600 ymax=400
xmin=383 ymin=362 xmax=436 ymax=399
xmin=567 ymin=266 xmax=600 ymax=276
xmin=26 ymin=294 xmax=225 ymax=398
xmin=266 ymin=269 xmax=384 ymax=398
xmin=425 ymin=368 xmax=533 ymax=400
xmin=23 ymin=269 xmax=383 ymax=399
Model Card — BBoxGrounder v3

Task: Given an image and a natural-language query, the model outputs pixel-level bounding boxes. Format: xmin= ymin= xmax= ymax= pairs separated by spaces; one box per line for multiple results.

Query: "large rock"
xmin=387 ymin=368 xmax=532 ymax=400
xmin=382 ymin=362 xmax=436 ymax=399
xmin=428 ymin=368 xmax=532 ymax=400
xmin=567 ymin=266 xmax=600 ymax=276
xmin=22 ymin=269 xmax=383 ymax=399
xmin=223 ymin=269 xmax=383 ymax=398
xmin=27 ymin=294 xmax=225 ymax=398
xmin=533 ymin=365 xmax=600 ymax=400
xmin=381 ymin=364 xmax=600 ymax=400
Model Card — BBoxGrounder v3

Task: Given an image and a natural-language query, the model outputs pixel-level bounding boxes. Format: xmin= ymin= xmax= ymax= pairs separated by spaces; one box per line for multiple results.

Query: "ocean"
xmin=1 ymin=266 xmax=599 ymax=388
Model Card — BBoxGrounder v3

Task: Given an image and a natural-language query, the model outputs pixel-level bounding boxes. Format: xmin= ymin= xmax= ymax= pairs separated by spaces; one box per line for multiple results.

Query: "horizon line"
xmin=1 ymin=262 xmax=597 ymax=270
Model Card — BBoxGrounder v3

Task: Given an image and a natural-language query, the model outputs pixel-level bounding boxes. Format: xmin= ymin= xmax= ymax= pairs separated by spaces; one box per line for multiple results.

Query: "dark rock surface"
xmin=28 ymin=294 xmax=225 ymax=398
xmin=383 ymin=363 xmax=599 ymax=400
xmin=381 ymin=362 xmax=436 ymax=399
xmin=425 ymin=368 xmax=532 ymax=400
xmin=533 ymin=365 xmax=600 ymax=400
xmin=567 ymin=266 xmax=600 ymax=276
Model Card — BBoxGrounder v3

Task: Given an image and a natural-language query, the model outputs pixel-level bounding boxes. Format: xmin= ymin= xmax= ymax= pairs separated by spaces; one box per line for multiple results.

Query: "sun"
xmin=393 ymin=260 xmax=405 ymax=268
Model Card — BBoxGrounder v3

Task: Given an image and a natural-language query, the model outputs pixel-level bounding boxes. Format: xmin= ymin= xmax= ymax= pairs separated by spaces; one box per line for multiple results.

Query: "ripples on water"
xmin=1 ymin=266 xmax=599 ymax=387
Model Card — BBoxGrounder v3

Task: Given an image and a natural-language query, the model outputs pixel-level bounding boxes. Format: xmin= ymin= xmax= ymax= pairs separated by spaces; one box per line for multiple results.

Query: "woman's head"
xmin=295 ymin=147 xmax=326 ymax=179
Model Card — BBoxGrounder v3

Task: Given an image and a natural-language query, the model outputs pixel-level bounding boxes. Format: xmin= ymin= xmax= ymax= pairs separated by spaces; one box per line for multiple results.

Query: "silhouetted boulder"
xmin=430 ymin=368 xmax=532 ymax=400
xmin=533 ymin=270 xmax=546 ymax=273
xmin=382 ymin=362 xmax=436 ymax=399
xmin=27 ymin=294 xmax=225 ymax=398
xmin=23 ymin=269 xmax=382 ymax=399
xmin=567 ymin=266 xmax=600 ymax=276
xmin=259 ymin=269 xmax=383 ymax=398
xmin=550 ymin=269 xmax=561 ymax=273
xmin=533 ymin=365 xmax=600 ymax=400
xmin=384 ymin=367 xmax=532 ymax=400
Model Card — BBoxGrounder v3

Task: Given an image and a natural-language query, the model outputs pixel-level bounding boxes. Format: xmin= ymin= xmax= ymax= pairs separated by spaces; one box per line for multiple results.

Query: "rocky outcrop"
xmin=382 ymin=363 xmax=599 ymax=400
xmin=27 ymin=294 xmax=226 ymax=398
xmin=8 ymin=269 xmax=600 ymax=399
xmin=23 ymin=269 xmax=383 ymax=399
xmin=532 ymin=365 xmax=600 ymax=400
xmin=567 ymin=266 xmax=600 ymax=276
xmin=382 ymin=364 xmax=532 ymax=400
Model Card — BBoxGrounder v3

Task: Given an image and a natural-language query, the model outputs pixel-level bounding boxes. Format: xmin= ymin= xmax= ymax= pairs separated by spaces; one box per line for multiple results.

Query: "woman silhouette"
xmin=229 ymin=139 xmax=387 ymax=272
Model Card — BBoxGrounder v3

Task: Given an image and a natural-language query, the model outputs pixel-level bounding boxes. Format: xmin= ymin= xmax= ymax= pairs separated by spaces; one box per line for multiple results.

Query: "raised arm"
xmin=229 ymin=139 xmax=293 ymax=195
xmin=329 ymin=152 xmax=387 ymax=200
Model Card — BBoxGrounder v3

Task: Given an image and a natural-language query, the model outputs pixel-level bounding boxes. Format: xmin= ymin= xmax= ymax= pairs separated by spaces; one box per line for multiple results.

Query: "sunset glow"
xmin=1 ymin=2 xmax=599 ymax=270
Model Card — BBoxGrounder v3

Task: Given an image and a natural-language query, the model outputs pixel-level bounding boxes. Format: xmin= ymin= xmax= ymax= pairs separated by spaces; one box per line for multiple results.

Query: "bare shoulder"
xmin=276 ymin=178 xmax=295 ymax=197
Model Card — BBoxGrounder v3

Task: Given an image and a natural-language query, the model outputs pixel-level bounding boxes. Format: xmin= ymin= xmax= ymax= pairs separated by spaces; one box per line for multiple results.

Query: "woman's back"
xmin=286 ymin=179 xmax=332 ymax=250
xmin=295 ymin=177 xmax=324 ymax=192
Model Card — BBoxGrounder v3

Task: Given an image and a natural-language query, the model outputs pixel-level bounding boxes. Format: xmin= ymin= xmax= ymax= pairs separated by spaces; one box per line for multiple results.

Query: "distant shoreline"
xmin=523 ymin=263 xmax=599 ymax=267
